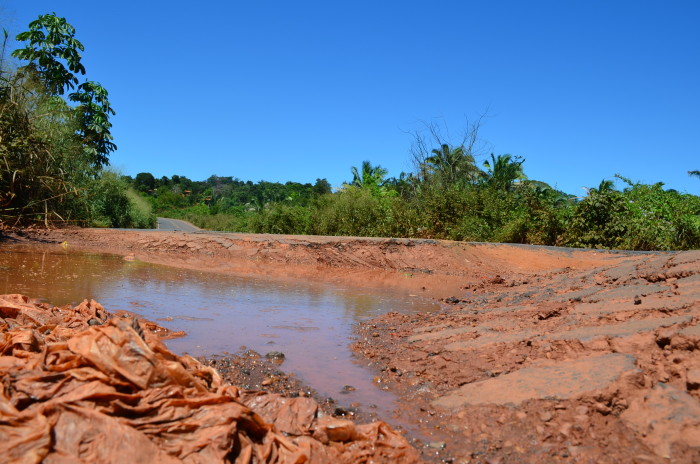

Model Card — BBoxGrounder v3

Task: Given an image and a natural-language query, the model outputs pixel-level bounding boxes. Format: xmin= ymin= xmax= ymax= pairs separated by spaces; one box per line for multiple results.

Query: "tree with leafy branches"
xmin=482 ymin=153 xmax=526 ymax=191
xmin=348 ymin=161 xmax=389 ymax=192
xmin=12 ymin=12 xmax=115 ymax=170
xmin=1 ymin=13 xmax=122 ymax=226
xmin=423 ymin=143 xmax=482 ymax=187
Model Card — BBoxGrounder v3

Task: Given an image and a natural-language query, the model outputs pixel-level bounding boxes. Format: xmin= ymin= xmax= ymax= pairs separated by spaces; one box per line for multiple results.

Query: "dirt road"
xmin=5 ymin=227 xmax=700 ymax=463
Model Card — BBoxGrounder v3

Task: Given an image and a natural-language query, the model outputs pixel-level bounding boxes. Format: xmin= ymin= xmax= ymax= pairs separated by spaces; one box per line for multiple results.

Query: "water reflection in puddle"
xmin=0 ymin=246 xmax=439 ymax=417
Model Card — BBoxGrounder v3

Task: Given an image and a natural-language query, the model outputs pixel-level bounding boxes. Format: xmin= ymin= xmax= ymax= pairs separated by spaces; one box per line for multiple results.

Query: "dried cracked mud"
xmin=4 ymin=227 xmax=700 ymax=463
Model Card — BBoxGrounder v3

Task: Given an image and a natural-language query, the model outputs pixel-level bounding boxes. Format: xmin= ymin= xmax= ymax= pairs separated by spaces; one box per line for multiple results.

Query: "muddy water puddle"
xmin=0 ymin=245 xmax=439 ymax=420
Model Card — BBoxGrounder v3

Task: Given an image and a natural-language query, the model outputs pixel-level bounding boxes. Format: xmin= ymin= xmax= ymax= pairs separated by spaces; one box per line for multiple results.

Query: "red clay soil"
xmin=0 ymin=294 xmax=419 ymax=463
xmin=4 ymin=227 xmax=700 ymax=463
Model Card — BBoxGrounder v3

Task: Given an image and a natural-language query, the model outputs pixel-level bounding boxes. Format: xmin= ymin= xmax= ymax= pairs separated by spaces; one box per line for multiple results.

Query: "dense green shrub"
xmin=88 ymin=172 xmax=156 ymax=228
xmin=562 ymin=179 xmax=700 ymax=250
xmin=309 ymin=188 xmax=395 ymax=237
xmin=249 ymin=204 xmax=311 ymax=234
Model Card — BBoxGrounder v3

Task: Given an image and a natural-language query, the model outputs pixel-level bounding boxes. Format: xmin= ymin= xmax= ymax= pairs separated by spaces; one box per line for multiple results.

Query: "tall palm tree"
xmin=349 ymin=160 xmax=388 ymax=190
xmin=423 ymin=144 xmax=481 ymax=186
xmin=689 ymin=170 xmax=700 ymax=179
xmin=482 ymin=154 xmax=525 ymax=190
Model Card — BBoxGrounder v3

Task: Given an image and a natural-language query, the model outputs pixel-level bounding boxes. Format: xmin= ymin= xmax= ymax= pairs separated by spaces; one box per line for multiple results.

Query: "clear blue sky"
xmin=3 ymin=1 xmax=699 ymax=195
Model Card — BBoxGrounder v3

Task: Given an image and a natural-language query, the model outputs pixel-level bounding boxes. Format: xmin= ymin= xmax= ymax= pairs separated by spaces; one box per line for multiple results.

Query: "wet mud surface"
xmin=3 ymin=228 xmax=700 ymax=462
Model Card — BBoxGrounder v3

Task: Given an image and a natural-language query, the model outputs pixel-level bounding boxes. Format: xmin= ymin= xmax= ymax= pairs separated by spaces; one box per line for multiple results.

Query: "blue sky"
xmin=3 ymin=1 xmax=699 ymax=195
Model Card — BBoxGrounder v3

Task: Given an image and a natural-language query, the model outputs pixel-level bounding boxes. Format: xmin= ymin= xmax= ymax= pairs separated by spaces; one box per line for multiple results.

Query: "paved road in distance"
xmin=156 ymin=217 xmax=200 ymax=232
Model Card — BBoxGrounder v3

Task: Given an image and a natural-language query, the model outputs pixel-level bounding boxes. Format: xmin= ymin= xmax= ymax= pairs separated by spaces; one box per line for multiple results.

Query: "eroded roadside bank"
xmin=3 ymin=227 xmax=700 ymax=463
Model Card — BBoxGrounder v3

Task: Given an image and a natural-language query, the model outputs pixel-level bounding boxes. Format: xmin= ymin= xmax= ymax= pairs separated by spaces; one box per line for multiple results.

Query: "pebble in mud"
xmin=687 ymin=368 xmax=700 ymax=390
xmin=340 ymin=385 xmax=356 ymax=394
xmin=333 ymin=406 xmax=357 ymax=417
xmin=265 ymin=351 xmax=285 ymax=362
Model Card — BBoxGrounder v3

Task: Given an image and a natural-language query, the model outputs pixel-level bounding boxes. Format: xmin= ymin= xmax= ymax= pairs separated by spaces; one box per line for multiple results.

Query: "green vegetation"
xmin=2 ymin=14 xmax=698 ymax=250
xmin=0 ymin=13 xmax=155 ymax=228
xmin=128 ymin=148 xmax=700 ymax=250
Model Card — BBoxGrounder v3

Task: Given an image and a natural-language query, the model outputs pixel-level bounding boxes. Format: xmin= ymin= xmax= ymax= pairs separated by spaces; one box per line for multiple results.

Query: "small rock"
xmin=333 ymin=406 xmax=356 ymax=417
xmin=594 ymin=402 xmax=611 ymax=415
xmin=588 ymin=337 xmax=610 ymax=351
xmin=515 ymin=411 xmax=528 ymax=421
xmin=428 ymin=441 xmax=446 ymax=450
xmin=261 ymin=378 xmax=274 ymax=386
xmin=634 ymin=295 xmax=642 ymax=305
xmin=559 ymin=422 xmax=572 ymax=437
xmin=265 ymin=351 xmax=285 ymax=361
xmin=686 ymin=368 xmax=700 ymax=390
xmin=575 ymin=405 xmax=589 ymax=415
xmin=539 ymin=411 xmax=553 ymax=422
xmin=633 ymin=455 xmax=658 ymax=464
xmin=314 ymin=417 xmax=357 ymax=443
xmin=87 ymin=318 xmax=102 ymax=326
xmin=340 ymin=385 xmax=356 ymax=394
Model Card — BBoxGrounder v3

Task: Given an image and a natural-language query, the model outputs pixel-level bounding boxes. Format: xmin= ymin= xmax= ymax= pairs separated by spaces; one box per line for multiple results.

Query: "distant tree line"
xmin=125 ymin=174 xmax=331 ymax=213
xmin=129 ymin=120 xmax=700 ymax=250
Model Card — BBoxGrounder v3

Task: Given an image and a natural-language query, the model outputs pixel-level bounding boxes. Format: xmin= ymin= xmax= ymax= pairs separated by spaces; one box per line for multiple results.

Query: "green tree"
xmin=12 ymin=13 xmax=115 ymax=170
xmin=11 ymin=13 xmax=85 ymax=95
xmin=423 ymin=144 xmax=481 ymax=186
xmin=68 ymin=81 xmax=116 ymax=169
xmin=313 ymin=178 xmax=332 ymax=196
xmin=1 ymin=13 xmax=117 ymax=225
xmin=348 ymin=161 xmax=388 ymax=191
xmin=482 ymin=154 xmax=526 ymax=191
xmin=134 ymin=172 xmax=157 ymax=193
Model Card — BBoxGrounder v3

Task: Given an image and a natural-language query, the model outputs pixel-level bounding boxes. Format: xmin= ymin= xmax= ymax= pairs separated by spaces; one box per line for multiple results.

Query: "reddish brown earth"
xmin=4 ymin=227 xmax=700 ymax=463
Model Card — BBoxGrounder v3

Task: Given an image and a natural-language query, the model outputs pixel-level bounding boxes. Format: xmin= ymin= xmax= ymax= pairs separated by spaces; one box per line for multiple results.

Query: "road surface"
xmin=156 ymin=217 xmax=200 ymax=232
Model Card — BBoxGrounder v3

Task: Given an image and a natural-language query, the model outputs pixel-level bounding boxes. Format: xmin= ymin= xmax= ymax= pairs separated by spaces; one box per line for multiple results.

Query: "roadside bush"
xmin=562 ymin=179 xmax=700 ymax=250
xmin=125 ymin=189 xmax=157 ymax=229
xmin=620 ymin=182 xmax=700 ymax=250
xmin=249 ymin=204 xmax=311 ymax=234
xmin=562 ymin=186 xmax=629 ymax=249
xmin=89 ymin=172 xmax=156 ymax=228
xmin=414 ymin=185 xmax=477 ymax=239
xmin=309 ymin=188 xmax=394 ymax=237
xmin=89 ymin=172 xmax=132 ymax=227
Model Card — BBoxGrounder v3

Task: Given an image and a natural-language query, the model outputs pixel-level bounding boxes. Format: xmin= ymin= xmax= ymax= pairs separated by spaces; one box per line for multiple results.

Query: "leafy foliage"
xmin=11 ymin=13 xmax=86 ymax=95
xmin=482 ymin=153 xmax=525 ymax=191
xmin=562 ymin=177 xmax=700 ymax=250
xmin=348 ymin=161 xmax=388 ymax=192
xmin=0 ymin=13 xmax=134 ymax=227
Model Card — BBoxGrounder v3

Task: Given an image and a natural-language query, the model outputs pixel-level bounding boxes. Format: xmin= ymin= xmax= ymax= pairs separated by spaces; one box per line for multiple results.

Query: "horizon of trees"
xmin=125 ymin=121 xmax=700 ymax=251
